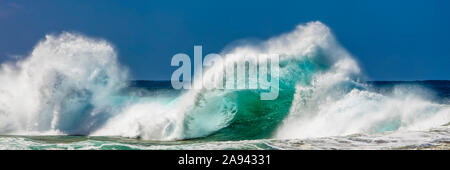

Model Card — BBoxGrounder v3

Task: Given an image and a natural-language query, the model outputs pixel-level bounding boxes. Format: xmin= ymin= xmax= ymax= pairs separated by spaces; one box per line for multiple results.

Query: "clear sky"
xmin=0 ymin=0 xmax=449 ymax=80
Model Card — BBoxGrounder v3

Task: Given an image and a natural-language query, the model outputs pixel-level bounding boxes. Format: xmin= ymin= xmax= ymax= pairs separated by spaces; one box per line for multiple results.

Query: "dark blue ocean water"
xmin=368 ymin=80 xmax=450 ymax=103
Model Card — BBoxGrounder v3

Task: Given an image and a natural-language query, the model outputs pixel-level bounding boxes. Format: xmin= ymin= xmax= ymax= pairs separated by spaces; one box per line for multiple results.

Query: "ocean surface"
xmin=0 ymin=22 xmax=449 ymax=150
xmin=0 ymin=80 xmax=449 ymax=150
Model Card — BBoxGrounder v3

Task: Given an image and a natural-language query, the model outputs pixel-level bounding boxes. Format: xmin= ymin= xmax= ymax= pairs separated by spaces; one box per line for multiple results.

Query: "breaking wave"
xmin=0 ymin=22 xmax=448 ymax=141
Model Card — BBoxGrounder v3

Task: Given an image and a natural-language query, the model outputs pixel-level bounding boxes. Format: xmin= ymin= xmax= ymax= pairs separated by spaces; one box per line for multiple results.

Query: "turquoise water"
xmin=1 ymin=125 xmax=449 ymax=150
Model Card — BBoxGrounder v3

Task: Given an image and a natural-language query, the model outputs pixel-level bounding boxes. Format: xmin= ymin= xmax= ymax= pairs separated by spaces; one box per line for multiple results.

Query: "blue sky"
xmin=0 ymin=0 xmax=449 ymax=80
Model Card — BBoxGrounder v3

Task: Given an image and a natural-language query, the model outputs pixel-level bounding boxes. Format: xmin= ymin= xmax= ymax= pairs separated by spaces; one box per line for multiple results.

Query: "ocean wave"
xmin=0 ymin=22 xmax=448 ymax=141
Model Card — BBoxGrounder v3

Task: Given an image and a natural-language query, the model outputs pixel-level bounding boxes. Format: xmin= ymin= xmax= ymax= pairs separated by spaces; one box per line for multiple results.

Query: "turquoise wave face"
xmin=181 ymin=56 xmax=329 ymax=140
xmin=205 ymin=89 xmax=294 ymax=140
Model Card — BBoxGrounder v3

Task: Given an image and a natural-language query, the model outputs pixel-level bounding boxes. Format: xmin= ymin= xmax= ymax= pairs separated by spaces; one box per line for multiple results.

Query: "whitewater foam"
xmin=0 ymin=33 xmax=128 ymax=135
